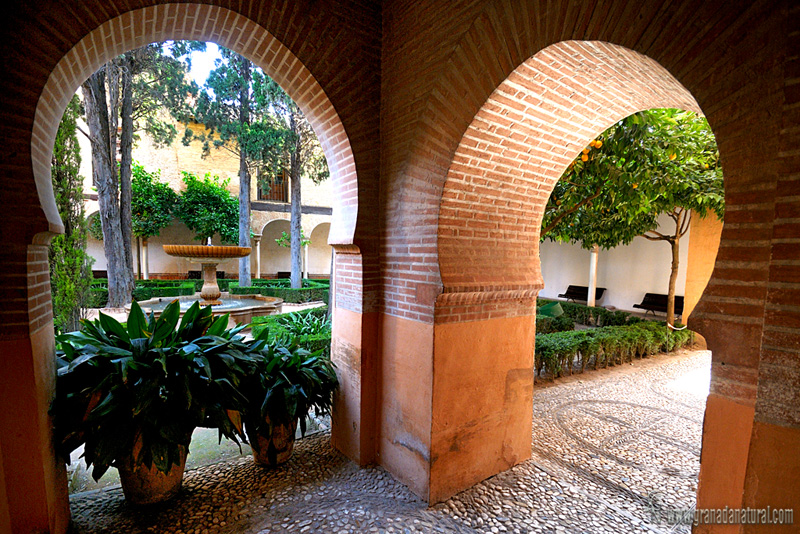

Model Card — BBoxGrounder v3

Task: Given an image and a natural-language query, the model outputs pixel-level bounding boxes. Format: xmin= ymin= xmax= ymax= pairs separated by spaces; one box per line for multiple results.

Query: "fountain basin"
xmin=162 ymin=245 xmax=252 ymax=261
xmin=162 ymin=245 xmax=252 ymax=305
xmin=130 ymin=294 xmax=283 ymax=328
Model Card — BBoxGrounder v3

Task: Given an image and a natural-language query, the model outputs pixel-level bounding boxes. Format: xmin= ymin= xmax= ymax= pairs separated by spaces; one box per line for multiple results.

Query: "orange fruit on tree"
xmin=581 ymin=154 xmax=588 ymax=162
xmin=582 ymin=148 xmax=590 ymax=154
xmin=632 ymin=183 xmax=638 ymax=189
xmin=595 ymin=140 xmax=602 ymax=148
xmin=669 ymin=153 xmax=677 ymax=160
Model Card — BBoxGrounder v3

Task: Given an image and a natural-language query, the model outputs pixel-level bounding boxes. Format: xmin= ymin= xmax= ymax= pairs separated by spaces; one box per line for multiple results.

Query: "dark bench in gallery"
xmin=632 ymin=293 xmax=684 ymax=316
xmin=557 ymin=285 xmax=607 ymax=303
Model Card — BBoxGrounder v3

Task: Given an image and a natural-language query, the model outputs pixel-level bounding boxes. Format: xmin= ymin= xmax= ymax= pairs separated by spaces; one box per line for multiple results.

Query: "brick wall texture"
xmin=0 ymin=0 xmax=798 ymax=488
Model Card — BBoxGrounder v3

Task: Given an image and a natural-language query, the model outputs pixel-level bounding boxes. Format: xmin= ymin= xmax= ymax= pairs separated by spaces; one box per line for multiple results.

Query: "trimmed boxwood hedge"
xmin=88 ymin=277 xmax=332 ymax=307
xmin=251 ymin=306 xmax=331 ymax=355
xmin=535 ymin=315 xmax=574 ymax=335
xmin=535 ymin=321 xmax=694 ymax=379
xmin=537 ymin=298 xmax=644 ymax=327
xmin=229 ymin=280 xmax=329 ymax=304
xmin=131 ymin=282 xmax=196 ymax=302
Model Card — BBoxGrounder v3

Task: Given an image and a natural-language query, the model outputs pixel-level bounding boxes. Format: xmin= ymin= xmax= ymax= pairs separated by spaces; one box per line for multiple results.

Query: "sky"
xmin=188 ymin=43 xmax=220 ymax=86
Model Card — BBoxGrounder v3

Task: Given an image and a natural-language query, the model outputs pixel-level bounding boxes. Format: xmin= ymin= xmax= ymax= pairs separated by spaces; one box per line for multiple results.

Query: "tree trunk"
xmin=119 ymin=55 xmax=135 ymax=278
xmin=238 ymin=56 xmax=252 ymax=287
xmin=666 ymin=235 xmax=680 ymax=326
xmin=81 ymin=72 xmax=132 ymax=307
xmin=289 ymin=125 xmax=302 ymax=290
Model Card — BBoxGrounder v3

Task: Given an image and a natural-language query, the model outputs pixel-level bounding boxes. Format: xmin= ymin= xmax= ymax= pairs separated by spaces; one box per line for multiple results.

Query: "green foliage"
xmin=242 ymin=324 xmax=337 ymax=450
xmin=538 ymin=299 xmax=643 ymax=327
xmin=50 ymin=94 xmax=94 ymax=333
xmin=230 ymin=280 xmax=330 ymax=304
xmin=277 ymin=312 xmax=331 ymax=337
xmin=130 ymin=162 xmax=179 ymax=239
xmin=536 ymin=315 xmax=574 ymax=335
xmin=89 ymin=287 xmax=109 ymax=308
xmin=131 ymin=282 xmax=195 ymax=302
xmin=87 ymin=213 xmax=104 ymax=241
xmin=51 ymin=301 xmax=253 ymax=480
xmin=128 ymin=41 xmax=207 ymax=147
xmin=251 ymin=307 xmax=332 ymax=355
xmin=175 ymin=171 xmax=239 ymax=243
xmin=535 ymin=321 xmax=694 ymax=379
xmin=543 ymin=109 xmax=724 ymax=249
xmin=183 ymin=47 xmax=329 ymax=184
xmin=275 ymin=230 xmax=310 ymax=248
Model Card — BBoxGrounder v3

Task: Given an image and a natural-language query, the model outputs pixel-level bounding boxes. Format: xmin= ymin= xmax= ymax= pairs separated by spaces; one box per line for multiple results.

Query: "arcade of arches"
xmin=0 ymin=1 xmax=797 ymax=533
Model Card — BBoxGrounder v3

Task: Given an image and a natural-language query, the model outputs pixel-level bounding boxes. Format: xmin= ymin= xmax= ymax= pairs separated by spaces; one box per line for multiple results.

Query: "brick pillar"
xmin=429 ymin=291 xmax=538 ymax=503
xmin=0 ymin=241 xmax=70 ymax=533
xmin=330 ymin=245 xmax=378 ymax=465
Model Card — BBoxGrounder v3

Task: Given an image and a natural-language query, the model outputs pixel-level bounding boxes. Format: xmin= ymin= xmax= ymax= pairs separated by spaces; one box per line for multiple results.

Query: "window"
xmin=257 ymin=168 xmax=289 ymax=202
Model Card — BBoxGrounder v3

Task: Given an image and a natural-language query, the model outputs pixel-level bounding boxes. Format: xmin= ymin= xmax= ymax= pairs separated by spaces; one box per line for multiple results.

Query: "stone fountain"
xmin=127 ymin=244 xmax=283 ymax=327
xmin=163 ymin=244 xmax=251 ymax=305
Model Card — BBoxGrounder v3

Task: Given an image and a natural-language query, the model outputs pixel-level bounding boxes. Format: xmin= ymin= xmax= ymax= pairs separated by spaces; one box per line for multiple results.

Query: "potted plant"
xmin=51 ymin=300 xmax=252 ymax=504
xmin=242 ymin=333 xmax=338 ymax=466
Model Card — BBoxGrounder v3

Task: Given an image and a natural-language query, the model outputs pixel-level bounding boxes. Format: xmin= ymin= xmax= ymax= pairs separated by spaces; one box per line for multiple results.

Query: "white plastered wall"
xmin=538 ymin=213 xmax=690 ymax=312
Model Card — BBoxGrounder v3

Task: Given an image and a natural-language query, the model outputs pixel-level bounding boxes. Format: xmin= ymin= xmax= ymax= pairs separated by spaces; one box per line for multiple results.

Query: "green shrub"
xmin=230 ymin=281 xmax=329 ymax=304
xmin=535 ymin=321 xmax=694 ymax=379
xmin=536 ymin=298 xmax=643 ymax=328
xmin=536 ymin=315 xmax=574 ymax=335
xmin=132 ymin=282 xmax=195 ymax=302
xmin=90 ymin=287 xmax=109 ymax=307
xmin=251 ymin=307 xmax=331 ymax=356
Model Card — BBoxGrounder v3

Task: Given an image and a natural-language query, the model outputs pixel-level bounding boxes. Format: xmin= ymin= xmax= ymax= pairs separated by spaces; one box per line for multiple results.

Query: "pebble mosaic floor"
xmin=69 ymin=349 xmax=710 ymax=533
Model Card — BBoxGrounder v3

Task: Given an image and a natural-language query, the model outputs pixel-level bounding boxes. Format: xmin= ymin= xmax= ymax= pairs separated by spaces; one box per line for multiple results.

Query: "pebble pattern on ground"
xmin=69 ymin=349 xmax=710 ymax=533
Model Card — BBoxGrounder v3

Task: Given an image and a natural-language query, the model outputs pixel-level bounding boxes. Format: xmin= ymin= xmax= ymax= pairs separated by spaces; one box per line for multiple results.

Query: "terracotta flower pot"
xmin=116 ymin=443 xmax=188 ymax=505
xmin=250 ymin=418 xmax=297 ymax=466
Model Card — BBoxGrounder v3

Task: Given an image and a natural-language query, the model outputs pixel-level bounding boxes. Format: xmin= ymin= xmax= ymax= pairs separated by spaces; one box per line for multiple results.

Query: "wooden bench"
xmin=632 ymin=293 xmax=684 ymax=316
xmin=557 ymin=285 xmax=607 ymax=302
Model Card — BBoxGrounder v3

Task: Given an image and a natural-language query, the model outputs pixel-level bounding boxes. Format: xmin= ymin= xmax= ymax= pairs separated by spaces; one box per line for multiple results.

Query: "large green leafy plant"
xmin=52 ymin=301 xmax=251 ymax=481
xmin=242 ymin=335 xmax=338 ymax=464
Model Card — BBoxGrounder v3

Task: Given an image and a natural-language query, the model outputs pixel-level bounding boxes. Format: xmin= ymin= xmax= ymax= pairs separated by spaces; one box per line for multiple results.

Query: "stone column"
xmin=142 ymin=238 xmax=150 ymax=280
xmin=253 ymin=234 xmax=262 ymax=279
xmin=587 ymin=244 xmax=599 ymax=307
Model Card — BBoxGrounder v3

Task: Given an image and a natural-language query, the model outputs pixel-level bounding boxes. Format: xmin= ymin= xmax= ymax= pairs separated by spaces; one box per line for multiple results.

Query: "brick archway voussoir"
xmin=31 ymin=3 xmax=357 ymax=246
xmin=436 ymin=41 xmax=701 ymax=322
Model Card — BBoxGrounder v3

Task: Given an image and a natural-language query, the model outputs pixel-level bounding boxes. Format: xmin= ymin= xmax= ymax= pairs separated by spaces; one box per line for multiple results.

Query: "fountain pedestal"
xmin=163 ymin=245 xmax=252 ymax=305
xmin=200 ymin=263 xmax=223 ymax=304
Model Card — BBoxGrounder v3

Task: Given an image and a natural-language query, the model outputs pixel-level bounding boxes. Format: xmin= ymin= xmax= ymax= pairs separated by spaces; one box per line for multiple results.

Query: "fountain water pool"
xmin=131 ymin=294 xmax=283 ymax=327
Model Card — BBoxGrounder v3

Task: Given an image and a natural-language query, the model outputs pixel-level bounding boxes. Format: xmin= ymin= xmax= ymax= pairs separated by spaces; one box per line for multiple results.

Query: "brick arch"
xmin=31 ymin=3 xmax=357 ymax=246
xmin=437 ymin=40 xmax=701 ymax=300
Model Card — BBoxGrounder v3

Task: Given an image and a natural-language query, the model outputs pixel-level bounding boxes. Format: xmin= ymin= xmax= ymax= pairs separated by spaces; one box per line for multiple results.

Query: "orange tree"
xmin=542 ymin=108 xmax=724 ymax=325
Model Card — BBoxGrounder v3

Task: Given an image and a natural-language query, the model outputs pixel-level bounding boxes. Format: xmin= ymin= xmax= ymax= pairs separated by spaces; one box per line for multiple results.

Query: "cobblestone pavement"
xmin=69 ymin=349 xmax=710 ymax=533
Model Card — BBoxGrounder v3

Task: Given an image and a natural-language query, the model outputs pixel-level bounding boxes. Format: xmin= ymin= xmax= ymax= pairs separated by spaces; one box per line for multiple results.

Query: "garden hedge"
xmin=537 ymin=298 xmax=644 ymax=327
xmin=229 ymin=280 xmax=329 ymax=304
xmin=89 ymin=287 xmax=109 ymax=308
xmin=88 ymin=278 xmax=331 ymax=305
xmin=131 ymin=282 xmax=196 ymax=302
xmin=534 ymin=321 xmax=694 ymax=379
xmin=535 ymin=315 xmax=574 ymax=335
